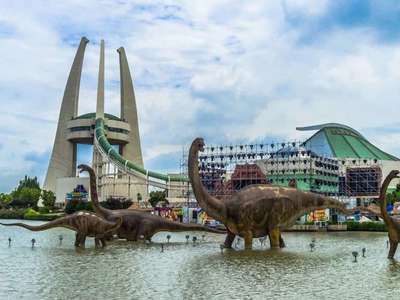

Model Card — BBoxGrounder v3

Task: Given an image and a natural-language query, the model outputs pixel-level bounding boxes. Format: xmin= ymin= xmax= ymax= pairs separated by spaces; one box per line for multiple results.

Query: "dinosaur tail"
xmin=0 ymin=217 xmax=67 ymax=231
xmin=158 ymin=219 xmax=225 ymax=234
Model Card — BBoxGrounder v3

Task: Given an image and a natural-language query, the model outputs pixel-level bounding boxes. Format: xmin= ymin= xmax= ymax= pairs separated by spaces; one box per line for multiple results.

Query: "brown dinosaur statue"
xmin=0 ymin=211 xmax=122 ymax=248
xmin=189 ymin=137 xmax=348 ymax=250
xmin=369 ymin=170 xmax=400 ymax=259
xmin=78 ymin=164 xmax=225 ymax=242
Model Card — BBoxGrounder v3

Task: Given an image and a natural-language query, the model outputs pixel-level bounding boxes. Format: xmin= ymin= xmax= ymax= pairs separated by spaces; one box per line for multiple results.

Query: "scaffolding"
xmin=193 ymin=140 xmax=383 ymax=201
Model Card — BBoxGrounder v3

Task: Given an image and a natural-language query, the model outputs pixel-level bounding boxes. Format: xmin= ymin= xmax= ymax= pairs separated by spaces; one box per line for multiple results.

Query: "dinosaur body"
xmin=189 ymin=138 xmax=348 ymax=250
xmin=0 ymin=211 xmax=122 ymax=248
xmin=78 ymin=164 xmax=224 ymax=242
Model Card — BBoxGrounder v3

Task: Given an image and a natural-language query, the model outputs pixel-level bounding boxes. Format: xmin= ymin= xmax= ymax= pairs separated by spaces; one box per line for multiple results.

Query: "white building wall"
xmin=56 ymin=177 xmax=90 ymax=204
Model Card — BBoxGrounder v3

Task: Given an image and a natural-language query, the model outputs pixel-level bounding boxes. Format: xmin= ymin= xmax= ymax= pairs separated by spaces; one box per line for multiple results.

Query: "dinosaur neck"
xmin=86 ymin=166 xmax=112 ymax=218
xmin=299 ymin=192 xmax=346 ymax=215
xmin=379 ymin=174 xmax=393 ymax=224
xmin=188 ymin=143 xmax=226 ymax=222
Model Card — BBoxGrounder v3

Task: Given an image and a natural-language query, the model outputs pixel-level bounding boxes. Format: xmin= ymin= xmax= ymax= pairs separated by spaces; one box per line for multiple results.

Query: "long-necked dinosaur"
xmin=371 ymin=170 xmax=400 ymax=259
xmin=189 ymin=137 xmax=348 ymax=250
xmin=78 ymin=164 xmax=225 ymax=242
xmin=0 ymin=211 xmax=122 ymax=248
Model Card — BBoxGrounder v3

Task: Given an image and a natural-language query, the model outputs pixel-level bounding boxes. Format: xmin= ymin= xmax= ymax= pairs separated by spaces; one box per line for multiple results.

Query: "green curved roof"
xmin=75 ymin=112 xmax=121 ymax=121
xmin=298 ymin=123 xmax=398 ymax=161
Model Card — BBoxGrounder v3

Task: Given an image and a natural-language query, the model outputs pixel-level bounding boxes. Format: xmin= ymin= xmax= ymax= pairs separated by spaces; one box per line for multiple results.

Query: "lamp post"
xmin=352 ymin=251 xmax=358 ymax=262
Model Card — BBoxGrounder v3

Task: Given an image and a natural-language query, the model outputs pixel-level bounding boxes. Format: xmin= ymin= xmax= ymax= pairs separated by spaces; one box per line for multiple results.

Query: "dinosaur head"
xmin=77 ymin=164 xmax=92 ymax=174
xmin=193 ymin=137 xmax=205 ymax=152
xmin=388 ymin=170 xmax=400 ymax=180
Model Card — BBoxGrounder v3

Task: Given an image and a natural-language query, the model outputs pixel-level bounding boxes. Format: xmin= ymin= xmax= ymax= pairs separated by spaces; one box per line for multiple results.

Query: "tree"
xmin=101 ymin=197 xmax=132 ymax=210
xmin=41 ymin=190 xmax=56 ymax=209
xmin=15 ymin=175 xmax=40 ymax=191
xmin=149 ymin=190 xmax=167 ymax=207
xmin=0 ymin=193 xmax=12 ymax=208
xmin=11 ymin=187 xmax=41 ymax=209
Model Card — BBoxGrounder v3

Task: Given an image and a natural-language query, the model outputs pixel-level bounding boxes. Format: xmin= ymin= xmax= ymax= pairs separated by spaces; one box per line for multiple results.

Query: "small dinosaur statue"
xmin=78 ymin=164 xmax=225 ymax=242
xmin=0 ymin=211 xmax=122 ymax=248
xmin=189 ymin=137 xmax=348 ymax=250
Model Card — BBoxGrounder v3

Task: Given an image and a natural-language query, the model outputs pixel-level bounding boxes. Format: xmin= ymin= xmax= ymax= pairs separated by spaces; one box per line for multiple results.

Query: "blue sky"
xmin=2 ymin=0 xmax=400 ymax=192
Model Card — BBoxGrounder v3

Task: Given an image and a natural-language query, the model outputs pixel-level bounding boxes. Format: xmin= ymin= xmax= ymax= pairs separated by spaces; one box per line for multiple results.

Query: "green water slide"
xmin=95 ymin=118 xmax=188 ymax=183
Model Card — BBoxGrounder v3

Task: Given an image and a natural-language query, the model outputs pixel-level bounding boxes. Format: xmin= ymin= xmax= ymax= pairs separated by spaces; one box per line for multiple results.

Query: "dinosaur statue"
xmin=189 ymin=137 xmax=348 ymax=250
xmin=0 ymin=211 xmax=122 ymax=248
xmin=78 ymin=164 xmax=225 ymax=242
xmin=367 ymin=170 xmax=400 ymax=259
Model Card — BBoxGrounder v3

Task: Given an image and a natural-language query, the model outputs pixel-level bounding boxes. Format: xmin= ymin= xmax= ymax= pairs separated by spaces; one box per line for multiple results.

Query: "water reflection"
xmin=0 ymin=220 xmax=400 ymax=299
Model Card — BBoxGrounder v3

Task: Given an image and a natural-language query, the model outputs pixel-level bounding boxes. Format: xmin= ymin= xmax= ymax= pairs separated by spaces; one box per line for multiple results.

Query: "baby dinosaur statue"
xmin=189 ymin=137 xmax=348 ymax=250
xmin=78 ymin=164 xmax=224 ymax=242
xmin=0 ymin=211 xmax=122 ymax=248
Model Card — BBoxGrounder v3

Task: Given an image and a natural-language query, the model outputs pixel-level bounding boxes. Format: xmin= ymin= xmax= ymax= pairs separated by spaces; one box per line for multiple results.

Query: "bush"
xmin=11 ymin=187 xmax=41 ymax=209
xmin=345 ymin=221 xmax=387 ymax=232
xmin=23 ymin=208 xmax=41 ymax=218
xmin=64 ymin=200 xmax=93 ymax=214
xmin=0 ymin=208 xmax=26 ymax=219
xmin=100 ymin=197 xmax=133 ymax=210
xmin=24 ymin=214 xmax=58 ymax=221
xmin=38 ymin=207 xmax=50 ymax=214
xmin=41 ymin=190 xmax=56 ymax=209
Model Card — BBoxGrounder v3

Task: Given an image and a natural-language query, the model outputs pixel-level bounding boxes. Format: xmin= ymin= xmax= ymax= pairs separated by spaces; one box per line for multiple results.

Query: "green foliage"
xmin=23 ymin=208 xmax=40 ymax=218
xmin=41 ymin=190 xmax=56 ymax=209
xmin=11 ymin=187 xmax=41 ymax=209
xmin=101 ymin=197 xmax=132 ymax=210
xmin=345 ymin=221 xmax=387 ymax=232
xmin=38 ymin=207 xmax=50 ymax=214
xmin=149 ymin=190 xmax=167 ymax=207
xmin=0 ymin=193 xmax=12 ymax=208
xmin=0 ymin=208 xmax=27 ymax=219
xmin=15 ymin=175 xmax=40 ymax=191
xmin=64 ymin=200 xmax=93 ymax=214
xmin=24 ymin=213 xmax=58 ymax=221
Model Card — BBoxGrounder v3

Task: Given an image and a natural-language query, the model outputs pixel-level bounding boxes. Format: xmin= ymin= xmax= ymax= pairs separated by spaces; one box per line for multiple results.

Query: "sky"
xmin=2 ymin=0 xmax=400 ymax=192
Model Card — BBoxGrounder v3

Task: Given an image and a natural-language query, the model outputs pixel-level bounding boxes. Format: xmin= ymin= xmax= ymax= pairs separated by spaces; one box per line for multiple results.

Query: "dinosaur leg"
xmin=388 ymin=240 xmax=398 ymax=259
xmin=100 ymin=238 xmax=107 ymax=248
xmin=269 ymin=228 xmax=280 ymax=249
xmin=244 ymin=231 xmax=253 ymax=250
xmin=223 ymin=231 xmax=235 ymax=249
xmin=78 ymin=235 xmax=86 ymax=249
xmin=95 ymin=238 xmax=101 ymax=249
xmin=279 ymin=233 xmax=286 ymax=248
xmin=74 ymin=233 xmax=81 ymax=247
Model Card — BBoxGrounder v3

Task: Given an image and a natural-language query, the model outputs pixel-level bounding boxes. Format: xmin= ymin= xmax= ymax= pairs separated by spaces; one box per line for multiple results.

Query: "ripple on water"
xmin=0 ymin=221 xmax=399 ymax=299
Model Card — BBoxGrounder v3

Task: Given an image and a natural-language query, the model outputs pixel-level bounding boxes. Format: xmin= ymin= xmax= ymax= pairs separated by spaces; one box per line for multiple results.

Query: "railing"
xmin=94 ymin=117 xmax=189 ymax=191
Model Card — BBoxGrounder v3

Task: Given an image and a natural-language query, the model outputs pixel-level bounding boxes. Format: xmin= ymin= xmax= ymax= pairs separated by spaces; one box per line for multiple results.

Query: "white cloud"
xmin=1 ymin=1 xmax=400 ymax=191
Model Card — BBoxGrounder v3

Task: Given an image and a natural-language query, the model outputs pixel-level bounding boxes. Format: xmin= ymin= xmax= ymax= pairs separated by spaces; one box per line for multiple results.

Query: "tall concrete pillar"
xmin=96 ymin=40 xmax=105 ymax=119
xmin=43 ymin=37 xmax=89 ymax=192
xmin=117 ymin=47 xmax=144 ymax=167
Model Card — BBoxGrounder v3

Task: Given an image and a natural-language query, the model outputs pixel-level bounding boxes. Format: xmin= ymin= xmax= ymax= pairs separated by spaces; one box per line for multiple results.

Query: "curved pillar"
xmin=96 ymin=40 xmax=105 ymax=119
xmin=43 ymin=37 xmax=89 ymax=192
xmin=117 ymin=47 xmax=143 ymax=167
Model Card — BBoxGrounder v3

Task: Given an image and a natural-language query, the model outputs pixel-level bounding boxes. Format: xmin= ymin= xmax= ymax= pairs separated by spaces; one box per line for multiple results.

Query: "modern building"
xmin=43 ymin=38 xmax=145 ymax=204
xmin=196 ymin=123 xmax=400 ymax=209
xmin=299 ymin=123 xmax=400 ymax=204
